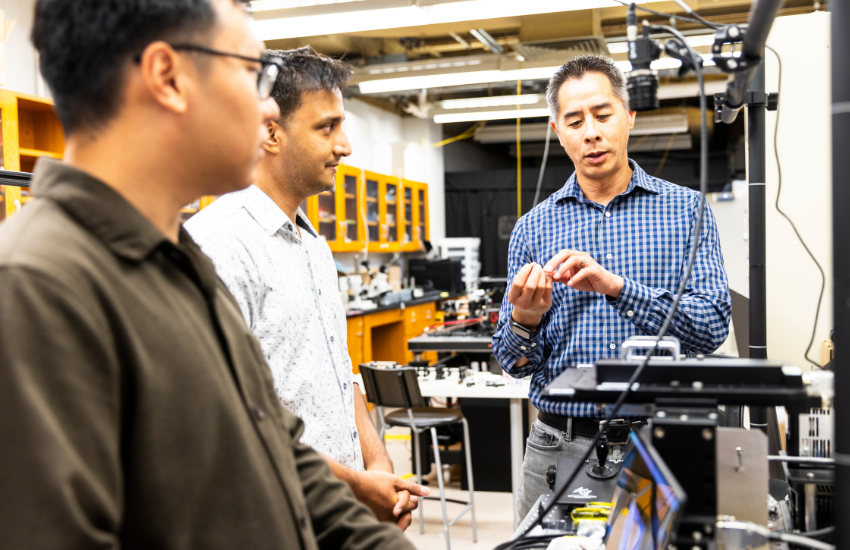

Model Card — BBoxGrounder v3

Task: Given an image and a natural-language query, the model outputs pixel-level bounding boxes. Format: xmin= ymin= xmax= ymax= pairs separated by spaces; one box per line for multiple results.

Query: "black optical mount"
xmin=586 ymin=433 xmax=618 ymax=480
xmin=625 ymin=3 xmax=704 ymax=113
xmin=714 ymin=90 xmax=779 ymax=124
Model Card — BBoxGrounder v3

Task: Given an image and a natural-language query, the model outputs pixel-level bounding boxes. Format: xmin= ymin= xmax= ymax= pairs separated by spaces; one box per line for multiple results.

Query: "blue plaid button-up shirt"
xmin=491 ymin=160 xmax=731 ymax=417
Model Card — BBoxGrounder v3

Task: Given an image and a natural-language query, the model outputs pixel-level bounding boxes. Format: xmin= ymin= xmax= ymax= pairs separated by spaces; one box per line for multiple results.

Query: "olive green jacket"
xmin=0 ymin=159 xmax=413 ymax=550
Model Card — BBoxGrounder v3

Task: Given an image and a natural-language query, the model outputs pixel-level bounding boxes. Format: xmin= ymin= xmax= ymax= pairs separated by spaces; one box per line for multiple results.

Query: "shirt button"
xmin=318 ymin=289 xmax=322 ymax=295
xmin=606 ymin=253 xmax=613 ymax=260
xmin=298 ymin=512 xmax=309 ymax=529
xmin=520 ymin=345 xmax=527 ymax=351
xmin=531 ymin=343 xmax=537 ymax=347
xmin=251 ymin=405 xmax=266 ymax=421
xmin=605 ymin=212 xmax=611 ymax=218
xmin=627 ymin=310 xmax=634 ymax=317
xmin=330 ymin=336 xmax=334 ymax=342
xmin=609 ymin=343 xmax=616 ymax=350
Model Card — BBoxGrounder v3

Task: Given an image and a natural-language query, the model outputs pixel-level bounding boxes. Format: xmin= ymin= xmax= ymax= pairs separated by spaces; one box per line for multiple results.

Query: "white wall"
xmin=713 ymin=12 xmax=832 ymax=368
xmin=343 ymin=97 xmax=445 ymax=242
xmin=1 ymin=0 xmax=46 ymax=97
xmin=764 ymin=12 xmax=832 ymax=368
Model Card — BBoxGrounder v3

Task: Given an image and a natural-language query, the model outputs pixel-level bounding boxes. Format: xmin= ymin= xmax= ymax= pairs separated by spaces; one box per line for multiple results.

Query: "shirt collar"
xmin=32 ymin=158 xmax=170 ymax=261
xmin=553 ymin=159 xmax=661 ymax=204
xmin=239 ymin=185 xmax=317 ymax=238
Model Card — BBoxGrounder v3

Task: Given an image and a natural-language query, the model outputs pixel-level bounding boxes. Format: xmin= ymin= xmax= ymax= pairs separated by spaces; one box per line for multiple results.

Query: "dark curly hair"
xmin=263 ymin=46 xmax=353 ymax=124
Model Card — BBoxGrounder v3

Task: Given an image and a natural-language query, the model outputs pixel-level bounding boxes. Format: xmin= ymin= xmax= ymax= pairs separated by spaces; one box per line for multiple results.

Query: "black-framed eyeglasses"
xmin=135 ymin=44 xmax=282 ymax=99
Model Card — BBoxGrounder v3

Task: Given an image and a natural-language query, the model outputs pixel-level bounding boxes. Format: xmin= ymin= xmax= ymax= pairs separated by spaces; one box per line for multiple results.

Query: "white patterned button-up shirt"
xmin=185 ymin=185 xmax=364 ymax=470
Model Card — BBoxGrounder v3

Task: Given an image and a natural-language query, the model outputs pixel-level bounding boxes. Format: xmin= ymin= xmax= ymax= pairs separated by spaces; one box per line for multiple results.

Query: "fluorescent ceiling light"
xmin=435 ymin=108 xmax=551 ymax=123
xmin=360 ymin=66 xmax=560 ymax=93
xmin=250 ymin=0 xmax=365 ymax=10
xmin=437 ymin=94 xmax=544 ymax=110
xmin=614 ymin=54 xmax=718 ymax=71
xmin=362 ymin=54 xmax=721 ymax=94
xmin=252 ymin=0 xmax=659 ymax=41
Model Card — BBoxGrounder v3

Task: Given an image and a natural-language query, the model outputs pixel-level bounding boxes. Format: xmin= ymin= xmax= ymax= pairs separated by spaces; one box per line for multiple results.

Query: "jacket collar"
xmin=32 ymin=158 xmax=171 ymax=261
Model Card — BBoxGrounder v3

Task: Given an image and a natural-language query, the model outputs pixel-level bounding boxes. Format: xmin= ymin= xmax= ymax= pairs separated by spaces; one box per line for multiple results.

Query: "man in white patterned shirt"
xmin=185 ymin=46 xmax=426 ymax=530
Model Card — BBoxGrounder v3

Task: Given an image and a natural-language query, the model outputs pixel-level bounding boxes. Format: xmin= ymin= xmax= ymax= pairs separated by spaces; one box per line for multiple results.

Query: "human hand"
xmin=507 ymin=263 xmax=553 ymax=328
xmin=542 ymin=249 xmax=624 ymax=299
xmin=397 ymin=511 xmax=413 ymax=530
xmin=353 ymin=471 xmax=429 ymax=523
xmin=393 ymin=490 xmax=420 ymax=531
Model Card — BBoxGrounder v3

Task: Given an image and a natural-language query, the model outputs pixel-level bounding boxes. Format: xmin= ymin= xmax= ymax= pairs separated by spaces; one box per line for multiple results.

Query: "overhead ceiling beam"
xmin=251 ymin=0 xmax=665 ymax=41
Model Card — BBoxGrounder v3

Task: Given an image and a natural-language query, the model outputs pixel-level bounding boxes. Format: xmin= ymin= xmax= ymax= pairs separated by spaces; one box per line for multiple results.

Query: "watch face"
xmin=511 ymin=322 xmax=531 ymax=339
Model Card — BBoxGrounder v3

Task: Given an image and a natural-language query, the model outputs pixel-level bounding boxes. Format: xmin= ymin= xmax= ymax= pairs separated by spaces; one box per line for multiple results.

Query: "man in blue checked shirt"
xmin=491 ymin=55 xmax=731 ymax=520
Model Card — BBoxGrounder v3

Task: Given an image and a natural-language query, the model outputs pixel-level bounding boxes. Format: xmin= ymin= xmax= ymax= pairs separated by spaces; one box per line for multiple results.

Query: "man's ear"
xmin=627 ymin=110 xmax=637 ymax=131
xmin=552 ymin=119 xmax=567 ymax=149
xmin=263 ymin=120 xmax=282 ymax=154
xmin=136 ymin=41 xmax=189 ymax=115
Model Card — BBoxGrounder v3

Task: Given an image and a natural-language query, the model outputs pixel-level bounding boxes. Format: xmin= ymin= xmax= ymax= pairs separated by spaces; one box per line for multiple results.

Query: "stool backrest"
xmin=359 ymin=364 xmax=426 ymax=409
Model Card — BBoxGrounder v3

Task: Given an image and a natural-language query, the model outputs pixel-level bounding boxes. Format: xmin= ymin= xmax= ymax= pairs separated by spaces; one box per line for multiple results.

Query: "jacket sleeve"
xmin=0 ymin=267 xmax=123 ymax=549
xmin=289 ymin=414 xmax=415 ymax=550
xmin=606 ymin=196 xmax=732 ymax=353
xmin=491 ymin=217 xmax=548 ymax=377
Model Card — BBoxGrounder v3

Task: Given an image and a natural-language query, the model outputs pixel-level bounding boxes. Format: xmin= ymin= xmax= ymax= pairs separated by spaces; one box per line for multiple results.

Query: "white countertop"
xmin=355 ymin=370 xmax=530 ymax=400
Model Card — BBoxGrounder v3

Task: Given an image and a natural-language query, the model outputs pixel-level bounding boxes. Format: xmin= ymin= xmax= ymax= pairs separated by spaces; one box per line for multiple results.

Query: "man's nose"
xmin=260 ymin=97 xmax=280 ymax=125
xmin=335 ymin=129 xmax=352 ymax=158
xmin=583 ymin=117 xmax=602 ymax=142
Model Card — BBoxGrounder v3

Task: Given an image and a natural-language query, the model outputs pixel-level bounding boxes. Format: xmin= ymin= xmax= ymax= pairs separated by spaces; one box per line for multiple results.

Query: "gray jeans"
xmin=516 ymin=419 xmax=595 ymax=523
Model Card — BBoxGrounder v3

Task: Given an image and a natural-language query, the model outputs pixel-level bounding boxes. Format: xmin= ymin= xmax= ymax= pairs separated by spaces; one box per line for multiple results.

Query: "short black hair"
xmin=546 ymin=55 xmax=629 ymax=123
xmin=263 ymin=46 xmax=353 ymax=123
xmin=32 ymin=0 xmax=243 ymax=135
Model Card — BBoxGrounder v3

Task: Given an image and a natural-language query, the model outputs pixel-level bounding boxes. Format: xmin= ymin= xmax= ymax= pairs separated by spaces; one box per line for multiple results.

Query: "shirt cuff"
xmin=606 ymin=277 xmax=654 ymax=326
xmin=498 ymin=322 xmax=544 ymax=370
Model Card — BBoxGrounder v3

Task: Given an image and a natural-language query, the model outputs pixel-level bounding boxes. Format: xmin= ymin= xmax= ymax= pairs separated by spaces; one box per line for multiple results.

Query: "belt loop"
xmin=565 ymin=417 xmax=573 ymax=442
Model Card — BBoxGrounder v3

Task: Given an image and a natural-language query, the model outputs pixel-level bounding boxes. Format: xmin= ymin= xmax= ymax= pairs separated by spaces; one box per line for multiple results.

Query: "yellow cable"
xmin=432 ymin=121 xmax=486 ymax=148
xmin=653 ymin=133 xmax=677 ymax=178
xmin=516 ymin=80 xmax=522 ymax=219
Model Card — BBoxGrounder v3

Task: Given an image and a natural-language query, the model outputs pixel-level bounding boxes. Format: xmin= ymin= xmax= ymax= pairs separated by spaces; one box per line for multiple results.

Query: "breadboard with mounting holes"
xmin=799 ymin=408 xmax=833 ymax=458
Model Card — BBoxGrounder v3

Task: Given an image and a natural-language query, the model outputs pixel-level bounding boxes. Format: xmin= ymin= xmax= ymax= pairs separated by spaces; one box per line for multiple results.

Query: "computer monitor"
xmin=605 ymin=429 xmax=686 ymax=550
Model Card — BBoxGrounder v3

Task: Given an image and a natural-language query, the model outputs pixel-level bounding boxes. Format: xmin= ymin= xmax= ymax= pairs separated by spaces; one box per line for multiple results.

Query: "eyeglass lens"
xmin=258 ymin=64 xmax=279 ymax=99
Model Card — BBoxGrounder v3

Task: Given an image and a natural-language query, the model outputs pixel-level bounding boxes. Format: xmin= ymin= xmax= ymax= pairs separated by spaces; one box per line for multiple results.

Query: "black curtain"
xmin=445 ymin=152 xmax=729 ymax=277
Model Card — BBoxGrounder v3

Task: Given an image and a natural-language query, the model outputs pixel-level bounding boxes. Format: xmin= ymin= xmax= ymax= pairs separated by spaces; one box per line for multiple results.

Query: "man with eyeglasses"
xmin=186 ymin=46 xmax=427 ymax=530
xmin=0 ymin=1 xmax=416 ymax=548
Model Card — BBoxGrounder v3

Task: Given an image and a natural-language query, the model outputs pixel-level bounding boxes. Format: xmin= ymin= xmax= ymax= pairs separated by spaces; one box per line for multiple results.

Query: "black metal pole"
xmin=831 ymin=0 xmax=850 ymax=543
xmin=748 ymin=63 xmax=768 ymax=427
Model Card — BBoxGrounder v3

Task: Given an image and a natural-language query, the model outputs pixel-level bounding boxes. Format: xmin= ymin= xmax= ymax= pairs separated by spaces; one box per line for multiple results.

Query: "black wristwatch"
xmin=510 ymin=319 xmax=539 ymax=340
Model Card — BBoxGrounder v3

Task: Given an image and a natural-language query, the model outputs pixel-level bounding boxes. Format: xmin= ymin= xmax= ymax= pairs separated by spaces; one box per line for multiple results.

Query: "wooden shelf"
xmin=367 ymin=221 xmax=378 ymax=226
xmin=386 ymin=200 xmax=397 ymax=205
xmin=366 ymin=197 xmax=377 ymax=202
xmin=20 ymin=148 xmax=62 ymax=159
xmin=345 ymin=193 xmax=356 ymax=199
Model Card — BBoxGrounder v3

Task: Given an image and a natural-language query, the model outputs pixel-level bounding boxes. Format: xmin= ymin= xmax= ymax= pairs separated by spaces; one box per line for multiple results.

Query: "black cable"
xmin=495 ymin=534 xmax=567 ymax=550
xmin=499 ymin=27 xmax=710 ymax=550
xmin=612 ymin=0 xmax=721 ymax=29
xmin=765 ymin=44 xmax=826 ymax=370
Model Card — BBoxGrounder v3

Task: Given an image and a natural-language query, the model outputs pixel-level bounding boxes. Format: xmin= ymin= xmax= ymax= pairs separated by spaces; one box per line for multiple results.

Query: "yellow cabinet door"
xmin=416 ymin=182 xmax=429 ymax=243
xmin=365 ymin=171 xmax=401 ymax=253
xmin=334 ymin=165 xmax=365 ymax=252
xmin=401 ymin=179 xmax=418 ymax=252
xmin=347 ymin=316 xmax=365 ymax=373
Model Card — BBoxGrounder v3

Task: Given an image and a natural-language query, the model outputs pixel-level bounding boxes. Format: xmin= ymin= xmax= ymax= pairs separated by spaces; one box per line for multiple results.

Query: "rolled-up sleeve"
xmin=607 ymin=196 xmax=731 ymax=353
xmin=491 ymin=219 xmax=547 ymax=377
